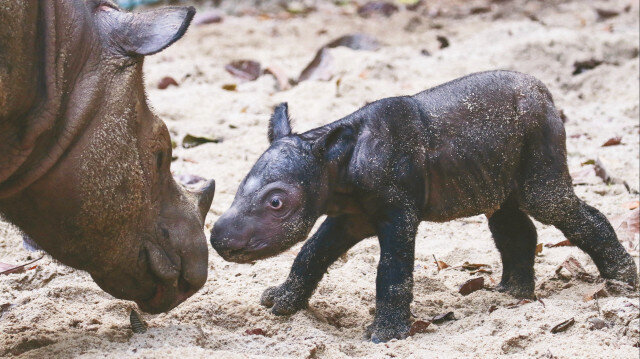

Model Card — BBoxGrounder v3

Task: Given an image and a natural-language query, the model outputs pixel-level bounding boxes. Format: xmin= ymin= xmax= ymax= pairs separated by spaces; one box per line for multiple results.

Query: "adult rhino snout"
xmin=135 ymin=178 xmax=215 ymax=314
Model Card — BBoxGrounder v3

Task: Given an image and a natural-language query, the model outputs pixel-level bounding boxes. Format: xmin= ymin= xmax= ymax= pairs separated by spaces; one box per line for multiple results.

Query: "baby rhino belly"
xmin=422 ymin=149 xmax=519 ymax=222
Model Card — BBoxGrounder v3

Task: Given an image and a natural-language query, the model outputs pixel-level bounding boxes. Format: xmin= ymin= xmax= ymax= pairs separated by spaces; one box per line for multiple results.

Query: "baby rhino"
xmin=211 ymin=70 xmax=638 ymax=342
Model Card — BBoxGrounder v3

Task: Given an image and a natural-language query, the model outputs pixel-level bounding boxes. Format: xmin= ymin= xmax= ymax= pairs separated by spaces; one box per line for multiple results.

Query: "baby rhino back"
xmin=414 ymin=71 xmax=562 ymax=221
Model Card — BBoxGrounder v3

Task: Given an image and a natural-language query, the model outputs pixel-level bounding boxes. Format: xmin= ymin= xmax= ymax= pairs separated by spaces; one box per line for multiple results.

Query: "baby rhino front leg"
xmin=366 ymin=209 xmax=419 ymax=343
xmin=261 ymin=215 xmax=373 ymax=315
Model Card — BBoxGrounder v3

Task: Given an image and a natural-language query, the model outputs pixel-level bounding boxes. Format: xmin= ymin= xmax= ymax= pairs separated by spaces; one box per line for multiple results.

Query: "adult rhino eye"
xmin=155 ymin=151 xmax=164 ymax=170
xmin=269 ymin=197 xmax=283 ymax=210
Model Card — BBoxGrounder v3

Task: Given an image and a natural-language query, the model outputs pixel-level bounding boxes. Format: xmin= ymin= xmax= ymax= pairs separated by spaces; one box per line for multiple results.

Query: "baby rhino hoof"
xmin=496 ymin=280 xmax=535 ymax=300
xmin=260 ymin=284 xmax=308 ymax=316
xmin=365 ymin=321 xmax=410 ymax=343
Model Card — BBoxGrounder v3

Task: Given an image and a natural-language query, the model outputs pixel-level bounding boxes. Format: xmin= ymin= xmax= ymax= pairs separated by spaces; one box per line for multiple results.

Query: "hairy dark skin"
xmin=211 ymin=70 xmax=638 ymax=343
xmin=0 ymin=1 xmax=215 ymax=313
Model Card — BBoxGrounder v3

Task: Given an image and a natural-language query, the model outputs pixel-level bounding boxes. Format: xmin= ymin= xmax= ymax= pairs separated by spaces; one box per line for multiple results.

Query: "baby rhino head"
xmin=210 ymin=103 xmax=353 ymax=263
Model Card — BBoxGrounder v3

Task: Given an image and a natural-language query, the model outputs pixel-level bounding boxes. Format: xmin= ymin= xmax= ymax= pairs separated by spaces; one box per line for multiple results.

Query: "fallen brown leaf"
xmin=572 ymin=59 xmax=603 ymax=75
xmin=507 ymin=299 xmax=532 ymax=309
xmin=583 ymin=282 xmax=608 ymax=302
xmin=488 ymin=305 xmax=498 ymax=313
xmin=469 ymin=268 xmax=493 ymax=275
xmin=555 ymin=256 xmax=596 ymax=282
xmin=357 ymin=1 xmax=399 ymax=18
xmin=264 ymin=65 xmax=291 ymax=91
xmin=595 ymin=8 xmax=619 ymax=20
xmin=601 ymin=137 xmax=622 ymax=147
xmin=326 ymin=33 xmax=381 ymax=51
xmin=408 ymin=320 xmax=431 ymax=336
xmin=431 ymin=311 xmax=455 ymax=324
xmin=544 ymin=239 xmax=573 ymax=248
xmin=225 ymin=60 xmax=261 ymax=81
xmin=221 ymin=84 xmax=237 ymax=91
xmin=298 ymin=47 xmax=334 ymax=82
xmin=611 ymin=208 xmax=639 ymax=250
xmin=461 ymin=262 xmax=490 ymax=271
xmin=432 ymin=254 xmax=449 ymax=271
xmin=458 ymin=277 xmax=484 ymax=296
xmin=535 ymin=243 xmax=543 ymax=255
xmin=623 ymin=201 xmax=639 ymax=210
xmin=158 ymin=76 xmax=178 ymax=89
xmin=436 ymin=35 xmax=450 ymax=49
xmin=245 ymin=328 xmax=267 ymax=336
xmin=550 ymin=318 xmax=575 ymax=333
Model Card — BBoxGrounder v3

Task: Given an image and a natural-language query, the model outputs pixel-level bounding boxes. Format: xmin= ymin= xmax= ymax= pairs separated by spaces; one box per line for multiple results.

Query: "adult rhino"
xmin=0 ymin=0 xmax=215 ymax=313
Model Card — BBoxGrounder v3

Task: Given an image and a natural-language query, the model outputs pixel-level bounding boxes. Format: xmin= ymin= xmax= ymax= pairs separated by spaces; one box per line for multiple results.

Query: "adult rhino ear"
xmin=97 ymin=4 xmax=195 ymax=57
xmin=268 ymin=103 xmax=292 ymax=143
xmin=312 ymin=125 xmax=355 ymax=164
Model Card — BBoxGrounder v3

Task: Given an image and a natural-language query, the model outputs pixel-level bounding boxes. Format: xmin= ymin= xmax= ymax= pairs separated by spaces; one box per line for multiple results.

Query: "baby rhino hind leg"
xmin=488 ymin=197 xmax=537 ymax=299
xmin=524 ymin=185 xmax=639 ymax=288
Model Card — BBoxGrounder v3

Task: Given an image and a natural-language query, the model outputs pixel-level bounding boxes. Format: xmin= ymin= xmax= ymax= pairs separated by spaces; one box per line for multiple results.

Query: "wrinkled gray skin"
xmin=211 ymin=71 xmax=638 ymax=342
xmin=0 ymin=0 xmax=215 ymax=313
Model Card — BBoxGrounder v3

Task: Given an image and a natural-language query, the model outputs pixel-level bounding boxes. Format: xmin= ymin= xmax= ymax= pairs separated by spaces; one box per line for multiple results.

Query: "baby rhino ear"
xmin=268 ymin=103 xmax=292 ymax=143
xmin=97 ymin=5 xmax=195 ymax=57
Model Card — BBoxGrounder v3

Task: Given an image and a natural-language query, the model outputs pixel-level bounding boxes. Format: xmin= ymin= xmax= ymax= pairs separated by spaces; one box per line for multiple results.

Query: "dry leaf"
xmin=583 ymin=283 xmax=608 ymax=302
xmin=326 ymin=33 xmax=381 ymax=51
xmin=572 ymin=59 xmax=603 ymax=75
xmin=461 ymin=262 xmax=490 ymax=271
xmin=225 ymin=60 xmax=262 ymax=81
xmin=408 ymin=320 xmax=431 ymax=336
xmin=221 ymin=84 xmax=237 ymax=91
xmin=298 ymin=47 xmax=334 ymax=82
xmin=431 ymin=311 xmax=455 ymax=324
xmin=469 ymin=268 xmax=493 ymax=274
xmin=264 ymin=65 xmax=291 ymax=91
xmin=507 ymin=299 xmax=532 ymax=309
xmin=545 ymin=239 xmax=574 ymax=248
xmin=601 ymin=137 xmax=622 ymax=147
xmin=550 ymin=318 xmax=575 ymax=333
xmin=488 ymin=305 xmax=498 ymax=313
xmin=245 ymin=328 xmax=267 ymax=336
xmin=587 ymin=317 xmax=607 ymax=330
xmin=611 ymin=208 xmax=639 ymax=249
xmin=433 ymin=256 xmax=449 ymax=271
xmin=182 ymin=134 xmax=223 ymax=149
xmin=535 ymin=243 xmax=543 ymax=255
xmin=555 ymin=256 xmax=596 ymax=282
xmin=436 ymin=35 xmax=450 ymax=49
xmin=158 ymin=76 xmax=178 ymax=89
xmin=357 ymin=2 xmax=399 ymax=18
xmin=458 ymin=277 xmax=484 ymax=296
xmin=623 ymin=201 xmax=639 ymax=210
xmin=595 ymin=8 xmax=619 ymax=20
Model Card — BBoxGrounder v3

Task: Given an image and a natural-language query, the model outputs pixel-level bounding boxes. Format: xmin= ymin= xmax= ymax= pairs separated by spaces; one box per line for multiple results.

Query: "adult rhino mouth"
xmin=136 ymin=276 xmax=198 ymax=314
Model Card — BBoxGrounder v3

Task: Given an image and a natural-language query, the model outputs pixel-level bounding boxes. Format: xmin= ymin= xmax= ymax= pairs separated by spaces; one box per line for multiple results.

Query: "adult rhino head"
xmin=0 ymin=0 xmax=215 ymax=313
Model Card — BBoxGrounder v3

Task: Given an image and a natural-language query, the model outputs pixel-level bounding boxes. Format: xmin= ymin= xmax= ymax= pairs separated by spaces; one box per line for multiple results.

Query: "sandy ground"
xmin=1 ymin=0 xmax=639 ymax=357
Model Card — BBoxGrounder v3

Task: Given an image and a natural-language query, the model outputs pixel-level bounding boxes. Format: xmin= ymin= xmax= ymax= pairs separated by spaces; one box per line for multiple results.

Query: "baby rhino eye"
xmin=269 ymin=197 xmax=283 ymax=210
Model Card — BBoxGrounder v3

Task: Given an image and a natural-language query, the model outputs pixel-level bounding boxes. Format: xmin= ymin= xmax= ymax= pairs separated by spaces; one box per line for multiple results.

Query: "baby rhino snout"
xmin=210 ymin=210 xmax=253 ymax=262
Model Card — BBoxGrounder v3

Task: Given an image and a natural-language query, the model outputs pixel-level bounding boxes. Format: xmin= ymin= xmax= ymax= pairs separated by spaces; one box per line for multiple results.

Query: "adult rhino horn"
xmin=193 ymin=179 xmax=215 ymax=223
